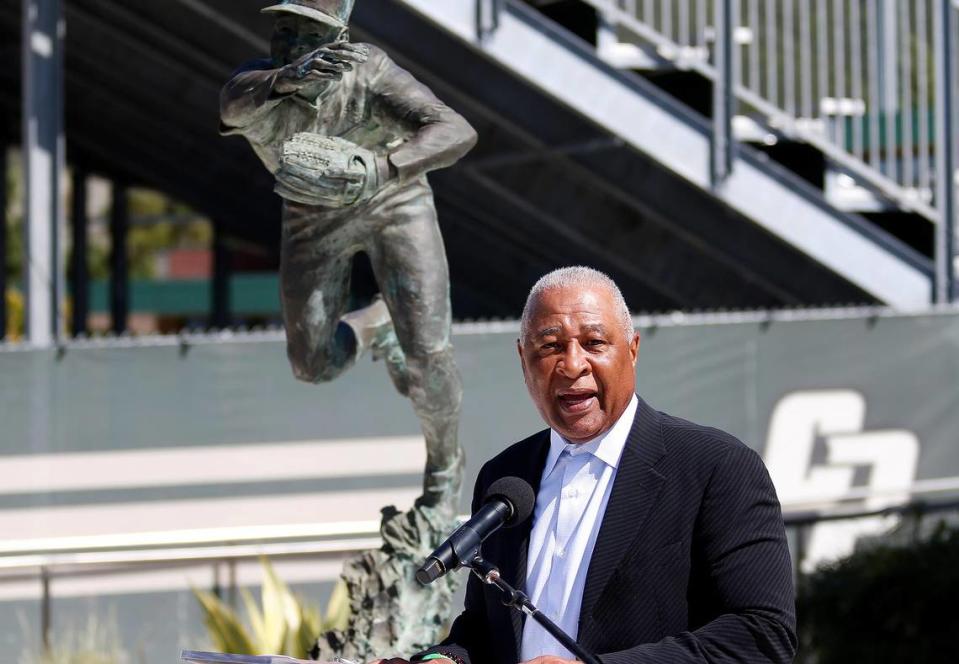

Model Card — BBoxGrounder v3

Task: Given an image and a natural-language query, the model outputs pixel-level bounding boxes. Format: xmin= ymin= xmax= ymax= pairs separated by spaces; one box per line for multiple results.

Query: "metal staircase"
xmin=393 ymin=0 xmax=958 ymax=309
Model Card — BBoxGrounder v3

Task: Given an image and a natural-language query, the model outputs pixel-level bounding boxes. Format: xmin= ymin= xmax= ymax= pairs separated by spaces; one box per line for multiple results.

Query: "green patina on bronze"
xmin=220 ymin=0 xmax=479 ymax=659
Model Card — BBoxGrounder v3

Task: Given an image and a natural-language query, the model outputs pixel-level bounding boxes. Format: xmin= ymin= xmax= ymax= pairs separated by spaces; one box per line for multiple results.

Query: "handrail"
xmin=783 ymin=495 xmax=959 ymax=527
xmin=578 ymin=0 xmax=950 ymax=223
xmin=0 ymin=537 xmax=382 ymax=579
xmin=4 ymin=473 xmax=959 ymax=570
xmin=0 ymin=520 xmax=382 ymax=559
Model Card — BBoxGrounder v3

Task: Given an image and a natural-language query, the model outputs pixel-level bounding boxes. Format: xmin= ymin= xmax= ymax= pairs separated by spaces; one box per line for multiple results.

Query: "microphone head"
xmin=415 ymin=557 xmax=445 ymax=585
xmin=483 ymin=476 xmax=535 ymax=528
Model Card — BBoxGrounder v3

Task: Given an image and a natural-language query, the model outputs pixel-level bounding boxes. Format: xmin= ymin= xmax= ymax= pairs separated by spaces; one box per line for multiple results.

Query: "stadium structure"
xmin=1 ymin=0 xmax=957 ymax=342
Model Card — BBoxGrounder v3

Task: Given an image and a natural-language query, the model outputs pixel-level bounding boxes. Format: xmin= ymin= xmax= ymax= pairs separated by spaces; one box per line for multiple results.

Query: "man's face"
xmin=271 ymin=15 xmax=344 ymax=65
xmin=518 ymin=284 xmax=640 ymax=443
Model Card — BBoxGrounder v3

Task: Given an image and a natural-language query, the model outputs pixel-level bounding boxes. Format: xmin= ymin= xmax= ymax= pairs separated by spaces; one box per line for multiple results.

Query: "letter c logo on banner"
xmin=763 ymin=389 xmax=919 ymax=573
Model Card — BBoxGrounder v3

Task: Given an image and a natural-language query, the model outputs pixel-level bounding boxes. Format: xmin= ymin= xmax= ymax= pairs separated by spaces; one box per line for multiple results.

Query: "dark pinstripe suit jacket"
xmin=435 ymin=396 xmax=797 ymax=664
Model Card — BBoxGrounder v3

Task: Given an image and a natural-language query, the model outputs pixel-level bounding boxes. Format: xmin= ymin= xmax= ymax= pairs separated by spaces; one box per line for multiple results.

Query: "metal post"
xmin=109 ymin=181 xmax=129 ymax=334
xmin=783 ymin=0 xmax=795 ymax=115
xmin=748 ymin=0 xmax=760 ymax=93
xmin=866 ymin=0 xmax=881 ymax=171
xmin=22 ymin=0 xmax=65 ymax=347
xmin=917 ymin=0 xmax=932 ymax=195
xmin=765 ymin=0 xmax=778 ymax=105
xmin=935 ymin=0 xmax=957 ymax=303
xmin=849 ymin=0 xmax=864 ymax=160
xmin=793 ymin=523 xmax=806 ymax=583
xmin=880 ymin=0 xmax=900 ymax=182
xmin=212 ymin=562 xmax=222 ymax=600
xmin=40 ymin=566 xmax=51 ymax=653
xmin=475 ymin=0 xmax=501 ymax=41
xmin=712 ymin=0 xmax=734 ymax=186
xmin=831 ymin=0 xmax=847 ymax=149
xmin=899 ymin=0 xmax=915 ymax=189
xmin=211 ymin=222 xmax=231 ymax=329
xmin=0 ymin=141 xmax=7 ymax=341
xmin=69 ymin=167 xmax=88 ymax=336
xmin=799 ymin=0 xmax=813 ymax=118
xmin=227 ymin=558 xmax=238 ymax=610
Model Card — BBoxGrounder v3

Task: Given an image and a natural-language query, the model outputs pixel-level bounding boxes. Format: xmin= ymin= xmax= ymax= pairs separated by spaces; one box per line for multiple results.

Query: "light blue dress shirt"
xmin=520 ymin=395 xmax=639 ymax=661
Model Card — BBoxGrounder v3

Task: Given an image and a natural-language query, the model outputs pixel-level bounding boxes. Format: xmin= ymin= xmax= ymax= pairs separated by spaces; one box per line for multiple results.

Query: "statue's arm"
xmin=220 ymin=59 xmax=290 ymax=133
xmin=222 ymin=46 xmax=369 ymax=134
xmin=372 ymin=57 xmax=478 ymax=182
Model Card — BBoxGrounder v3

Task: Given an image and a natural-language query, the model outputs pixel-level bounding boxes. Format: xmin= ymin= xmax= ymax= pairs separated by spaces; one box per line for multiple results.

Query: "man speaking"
xmin=385 ymin=266 xmax=797 ymax=664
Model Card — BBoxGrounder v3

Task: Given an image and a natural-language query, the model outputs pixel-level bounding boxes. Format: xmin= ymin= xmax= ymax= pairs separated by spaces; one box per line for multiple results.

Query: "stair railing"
xmin=574 ymin=0 xmax=958 ymax=300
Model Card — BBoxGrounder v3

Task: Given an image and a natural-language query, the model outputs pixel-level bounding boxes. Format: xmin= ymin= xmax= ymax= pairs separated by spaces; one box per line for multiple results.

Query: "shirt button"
xmin=555 ymin=547 xmax=566 ymax=558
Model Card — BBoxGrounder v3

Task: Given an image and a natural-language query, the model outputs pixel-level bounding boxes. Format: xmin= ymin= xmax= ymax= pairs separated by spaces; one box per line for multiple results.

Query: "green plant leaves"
xmin=192 ymin=556 xmax=349 ymax=659
xmin=192 ymin=588 xmax=256 ymax=655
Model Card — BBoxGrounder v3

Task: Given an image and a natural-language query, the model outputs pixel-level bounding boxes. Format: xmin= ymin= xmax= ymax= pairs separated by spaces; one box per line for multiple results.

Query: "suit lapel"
xmin=488 ymin=431 xmax=550 ymax=663
xmin=577 ymin=397 xmax=667 ymax=643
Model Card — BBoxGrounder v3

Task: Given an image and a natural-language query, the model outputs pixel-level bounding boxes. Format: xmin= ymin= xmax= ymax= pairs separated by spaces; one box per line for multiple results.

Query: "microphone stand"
xmin=465 ymin=556 xmax=603 ymax=664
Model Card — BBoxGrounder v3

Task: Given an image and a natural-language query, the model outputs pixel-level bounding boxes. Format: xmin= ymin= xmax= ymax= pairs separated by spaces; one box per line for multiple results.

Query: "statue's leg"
xmin=346 ymin=296 xmax=411 ymax=397
xmin=366 ymin=183 xmax=464 ymax=512
xmin=280 ymin=209 xmax=358 ymax=384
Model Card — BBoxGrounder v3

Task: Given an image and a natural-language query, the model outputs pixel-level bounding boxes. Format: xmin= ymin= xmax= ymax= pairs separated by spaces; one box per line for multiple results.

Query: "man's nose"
xmin=557 ymin=341 xmax=590 ymax=377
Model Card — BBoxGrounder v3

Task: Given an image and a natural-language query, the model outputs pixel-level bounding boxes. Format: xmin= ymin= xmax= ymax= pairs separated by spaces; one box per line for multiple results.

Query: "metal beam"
xmin=69 ymin=166 xmax=88 ymax=336
xmin=0 ymin=139 xmax=7 ymax=341
xmin=211 ymin=221 xmax=231 ymax=329
xmin=711 ymin=0 xmax=734 ymax=186
xmin=109 ymin=182 xmax=128 ymax=334
xmin=935 ymin=0 xmax=957 ymax=303
xmin=22 ymin=0 xmax=65 ymax=346
xmin=170 ymin=0 xmax=270 ymax=52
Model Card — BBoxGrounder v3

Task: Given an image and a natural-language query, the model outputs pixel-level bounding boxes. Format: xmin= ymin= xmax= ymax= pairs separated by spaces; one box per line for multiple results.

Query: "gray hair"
xmin=520 ymin=266 xmax=635 ymax=342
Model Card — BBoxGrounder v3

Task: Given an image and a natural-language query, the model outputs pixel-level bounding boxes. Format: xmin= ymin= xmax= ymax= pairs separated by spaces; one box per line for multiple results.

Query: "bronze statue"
xmin=220 ymin=0 xmax=478 ymax=659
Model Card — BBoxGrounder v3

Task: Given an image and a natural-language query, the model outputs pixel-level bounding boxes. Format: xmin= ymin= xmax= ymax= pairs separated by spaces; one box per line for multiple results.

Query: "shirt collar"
xmin=543 ymin=394 xmax=639 ymax=477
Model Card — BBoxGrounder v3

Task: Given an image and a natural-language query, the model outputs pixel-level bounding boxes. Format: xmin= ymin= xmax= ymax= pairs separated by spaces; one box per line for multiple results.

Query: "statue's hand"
xmin=274 ymin=42 xmax=370 ymax=94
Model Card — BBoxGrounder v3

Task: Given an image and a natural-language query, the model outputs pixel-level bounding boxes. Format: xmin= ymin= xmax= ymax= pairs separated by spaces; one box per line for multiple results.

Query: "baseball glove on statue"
xmin=274 ymin=133 xmax=388 ymax=208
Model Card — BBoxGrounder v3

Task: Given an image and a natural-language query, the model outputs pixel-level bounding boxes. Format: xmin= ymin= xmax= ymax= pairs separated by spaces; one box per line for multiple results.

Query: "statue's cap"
xmin=262 ymin=0 xmax=354 ymax=29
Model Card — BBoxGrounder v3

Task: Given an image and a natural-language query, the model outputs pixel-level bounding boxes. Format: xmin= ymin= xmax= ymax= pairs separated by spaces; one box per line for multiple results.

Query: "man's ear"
xmin=629 ymin=330 xmax=640 ymax=366
xmin=517 ymin=338 xmax=529 ymax=379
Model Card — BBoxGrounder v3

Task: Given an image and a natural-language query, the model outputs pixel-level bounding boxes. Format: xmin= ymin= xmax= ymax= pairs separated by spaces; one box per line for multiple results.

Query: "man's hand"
xmin=521 ymin=657 xmax=581 ymax=664
xmin=274 ymin=42 xmax=369 ymax=95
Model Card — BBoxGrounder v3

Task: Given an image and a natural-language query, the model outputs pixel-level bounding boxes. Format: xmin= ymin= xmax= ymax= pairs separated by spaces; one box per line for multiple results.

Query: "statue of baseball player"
xmin=220 ymin=0 xmax=477 ymax=517
xmin=221 ymin=4 xmax=477 ymax=655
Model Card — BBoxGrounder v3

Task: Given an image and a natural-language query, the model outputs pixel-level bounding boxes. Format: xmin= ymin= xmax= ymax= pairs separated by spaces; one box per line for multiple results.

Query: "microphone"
xmin=416 ymin=476 xmax=535 ymax=585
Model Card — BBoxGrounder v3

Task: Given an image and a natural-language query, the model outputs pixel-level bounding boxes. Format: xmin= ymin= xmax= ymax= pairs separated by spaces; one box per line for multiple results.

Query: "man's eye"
xmin=585 ymin=339 xmax=606 ymax=347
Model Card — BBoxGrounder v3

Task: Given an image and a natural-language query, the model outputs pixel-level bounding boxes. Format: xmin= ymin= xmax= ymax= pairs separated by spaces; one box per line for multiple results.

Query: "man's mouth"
xmin=557 ymin=390 xmax=598 ymax=413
